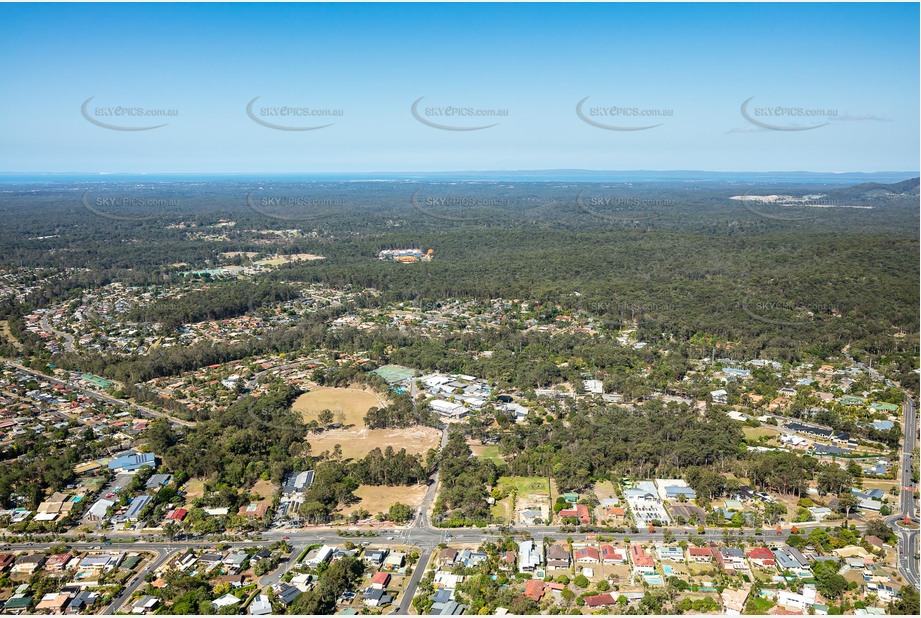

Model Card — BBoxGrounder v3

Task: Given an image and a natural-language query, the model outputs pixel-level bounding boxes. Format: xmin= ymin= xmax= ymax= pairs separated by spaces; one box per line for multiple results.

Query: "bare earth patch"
xmin=292 ymin=387 xmax=387 ymax=426
xmin=0 ymin=321 xmax=22 ymax=350
xmin=183 ymin=478 xmax=207 ymax=500
xmin=249 ymin=478 xmax=278 ymax=502
xmin=309 ymin=426 xmax=441 ymax=460
xmin=340 ymin=484 xmax=428 ymax=516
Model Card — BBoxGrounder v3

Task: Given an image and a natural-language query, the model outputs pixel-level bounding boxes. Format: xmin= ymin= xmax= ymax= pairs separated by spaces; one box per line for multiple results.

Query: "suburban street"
xmin=39 ymin=312 xmax=75 ymax=353
xmin=106 ymin=546 xmax=171 ymax=613
xmin=7 ymin=360 xmax=195 ymax=428
xmin=888 ymin=396 xmax=919 ymax=590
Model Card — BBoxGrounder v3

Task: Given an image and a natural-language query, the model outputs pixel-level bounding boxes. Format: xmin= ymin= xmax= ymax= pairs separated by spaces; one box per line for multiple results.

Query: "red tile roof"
xmin=585 ymin=593 xmax=615 ymax=607
xmin=524 ymin=580 xmax=545 ymax=600
xmin=630 ymin=544 xmax=654 ymax=567
xmin=574 ymin=547 xmax=600 ymax=561
xmin=747 ymin=547 xmax=774 ymax=561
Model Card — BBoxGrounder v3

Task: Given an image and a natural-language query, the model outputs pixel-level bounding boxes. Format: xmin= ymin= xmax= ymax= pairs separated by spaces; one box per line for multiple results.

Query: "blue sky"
xmin=0 ymin=2 xmax=917 ymax=174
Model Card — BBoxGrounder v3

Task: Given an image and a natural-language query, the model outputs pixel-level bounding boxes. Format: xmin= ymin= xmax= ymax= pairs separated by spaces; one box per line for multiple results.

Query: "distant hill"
xmin=828 ymin=177 xmax=919 ymax=202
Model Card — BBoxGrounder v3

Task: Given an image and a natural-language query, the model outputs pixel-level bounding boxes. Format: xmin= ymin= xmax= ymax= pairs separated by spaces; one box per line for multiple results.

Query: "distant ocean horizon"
xmin=0 ymin=170 xmax=917 ymax=184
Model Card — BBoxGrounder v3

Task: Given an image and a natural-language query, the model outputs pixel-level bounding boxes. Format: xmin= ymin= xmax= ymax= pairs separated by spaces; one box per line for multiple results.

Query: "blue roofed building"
xmin=108 ymin=452 xmax=156 ymax=472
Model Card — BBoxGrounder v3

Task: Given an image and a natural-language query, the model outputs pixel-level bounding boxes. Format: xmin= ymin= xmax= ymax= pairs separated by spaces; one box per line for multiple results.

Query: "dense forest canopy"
xmin=1 ymin=178 xmax=917 ymax=391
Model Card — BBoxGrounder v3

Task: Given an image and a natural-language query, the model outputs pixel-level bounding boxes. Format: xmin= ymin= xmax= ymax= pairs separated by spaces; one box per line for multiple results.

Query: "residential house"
xmin=197 ymin=552 xmax=224 ymax=571
xmin=747 ymin=547 xmax=776 ymax=568
xmin=363 ymin=549 xmax=388 ymax=568
xmin=173 ymin=551 xmax=197 ymax=572
xmin=630 ymin=545 xmax=655 ymax=574
xmin=120 ymin=494 xmax=152 ymax=522
xmin=601 ymin=544 xmax=625 ymax=564
xmin=777 ymin=585 xmax=817 ymax=612
xmin=657 ymin=546 xmax=685 ymax=562
xmin=772 ymin=546 xmax=810 ymax=571
xmin=11 ymin=554 xmax=46 ymax=575
xmin=2 ymin=594 xmax=32 ymax=613
xmin=584 ymin=594 xmax=616 ymax=608
xmin=65 ymin=591 xmax=99 ymax=614
xmin=222 ymin=551 xmax=249 ymax=571
xmin=45 ymin=552 xmax=74 ymax=572
xmin=558 ymin=504 xmax=590 ymax=524
xmin=574 ymin=546 xmax=600 ymax=564
xmin=35 ymin=592 xmax=71 ymax=613
xmin=721 ymin=587 xmax=750 ymax=615
xmin=716 ymin=547 xmax=747 ymax=573
xmin=218 ymin=574 xmax=247 ymax=588
xmin=130 ymin=595 xmax=159 ymax=615
xmin=108 ymin=452 xmax=156 ymax=473
xmin=383 ymin=552 xmax=405 ymax=571
xmin=518 ymin=540 xmax=543 ymax=573
xmin=237 ymin=502 xmax=269 ymax=519
xmin=79 ymin=554 xmax=122 ymax=572
xmin=362 ymin=588 xmax=393 ymax=607
xmin=524 ymin=580 xmax=545 ymax=601
xmin=546 ymin=543 xmax=571 ymax=569
xmin=272 ymin=583 xmax=302 ymax=606
xmin=304 ymin=545 xmax=334 ymax=568
xmin=85 ymin=498 xmax=114 ymax=522
xmin=371 ymin=572 xmax=391 ymax=590
xmin=289 ymin=573 xmax=312 ymax=592
xmin=165 ymin=508 xmax=188 ymax=522
xmin=248 ymin=595 xmax=272 ymax=616
xmin=212 ymin=594 xmax=241 ymax=611
xmin=249 ymin=594 xmax=272 ymax=616
xmin=437 ymin=547 xmax=458 ymax=568
xmin=144 ymin=474 xmax=173 ymax=491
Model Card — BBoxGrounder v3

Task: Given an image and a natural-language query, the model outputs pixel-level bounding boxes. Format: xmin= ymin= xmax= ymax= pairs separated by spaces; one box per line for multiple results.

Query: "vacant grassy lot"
xmin=0 ymin=321 xmax=21 ymax=349
xmin=341 ymin=484 xmax=428 ymax=517
xmin=743 ymin=426 xmax=781 ymax=441
xmin=249 ymin=478 xmax=278 ymax=502
xmin=496 ymin=476 xmax=552 ymax=497
xmin=309 ymin=426 xmax=442 ymax=460
xmin=292 ymin=387 xmax=386 ymax=426
xmin=490 ymin=476 xmax=555 ymax=524
xmin=469 ymin=442 xmax=502 ymax=463
xmin=593 ymin=480 xmax=619 ymax=501
xmin=183 ymin=478 xmax=207 ymax=500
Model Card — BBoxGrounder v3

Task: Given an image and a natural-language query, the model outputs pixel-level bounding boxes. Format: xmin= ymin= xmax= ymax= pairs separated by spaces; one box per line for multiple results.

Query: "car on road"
xmin=387 ymin=536 xmax=394 ymax=540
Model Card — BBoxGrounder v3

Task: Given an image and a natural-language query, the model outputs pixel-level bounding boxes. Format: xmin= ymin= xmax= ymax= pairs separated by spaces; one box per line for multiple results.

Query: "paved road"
xmin=39 ymin=312 xmax=75 ymax=353
xmin=259 ymin=542 xmax=306 ymax=588
xmin=395 ymin=548 xmax=432 ymax=615
xmin=107 ymin=546 xmax=173 ymax=613
xmin=888 ymin=396 xmax=919 ymax=590
xmin=0 ymin=520 xmax=840 ymax=616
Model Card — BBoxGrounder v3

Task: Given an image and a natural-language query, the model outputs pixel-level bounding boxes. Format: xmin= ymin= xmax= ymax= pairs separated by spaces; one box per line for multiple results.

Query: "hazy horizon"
xmin=1 ymin=2 xmax=918 ymax=174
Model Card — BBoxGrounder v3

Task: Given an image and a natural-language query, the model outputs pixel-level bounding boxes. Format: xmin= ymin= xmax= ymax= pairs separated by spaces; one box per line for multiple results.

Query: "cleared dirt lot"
xmin=292 ymin=387 xmax=387 ymax=425
xmin=309 ymin=426 xmax=442 ymax=460
xmin=249 ymin=478 xmax=278 ymax=502
xmin=0 ymin=321 xmax=22 ymax=349
xmin=183 ymin=478 xmax=207 ymax=500
xmin=340 ymin=484 xmax=428 ymax=516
